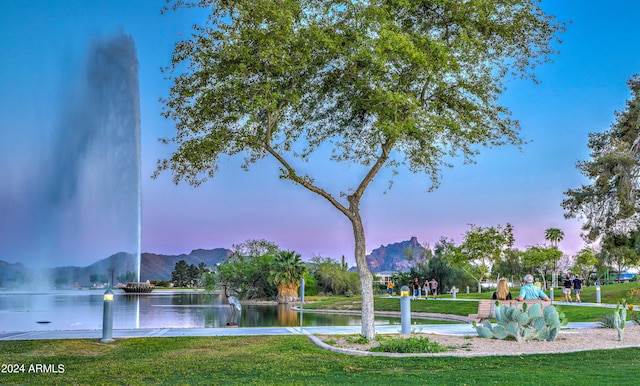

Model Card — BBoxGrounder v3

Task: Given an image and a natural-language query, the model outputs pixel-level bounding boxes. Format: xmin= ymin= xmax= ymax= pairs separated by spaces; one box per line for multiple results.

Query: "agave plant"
xmin=473 ymin=302 xmax=567 ymax=342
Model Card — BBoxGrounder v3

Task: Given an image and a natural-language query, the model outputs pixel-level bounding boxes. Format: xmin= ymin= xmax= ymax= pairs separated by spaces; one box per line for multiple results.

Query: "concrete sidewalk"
xmin=0 ymin=321 xmax=602 ymax=341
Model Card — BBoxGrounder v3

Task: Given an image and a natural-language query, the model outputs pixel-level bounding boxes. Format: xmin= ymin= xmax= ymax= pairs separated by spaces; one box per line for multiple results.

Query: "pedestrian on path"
xmin=430 ymin=278 xmax=438 ymax=299
xmin=563 ymin=275 xmax=573 ymax=302
xmin=413 ymin=277 xmax=421 ymax=299
xmin=573 ymin=275 xmax=583 ymax=303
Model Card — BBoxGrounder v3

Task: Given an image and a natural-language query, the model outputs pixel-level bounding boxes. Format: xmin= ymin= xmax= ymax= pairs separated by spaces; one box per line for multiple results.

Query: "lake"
xmin=0 ymin=290 xmax=440 ymax=332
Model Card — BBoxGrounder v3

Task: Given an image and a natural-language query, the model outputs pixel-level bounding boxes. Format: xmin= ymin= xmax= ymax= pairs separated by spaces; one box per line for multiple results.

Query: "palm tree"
xmin=545 ymin=228 xmax=564 ymax=247
xmin=271 ymin=250 xmax=306 ymax=304
xmin=544 ymin=227 xmax=565 ymax=287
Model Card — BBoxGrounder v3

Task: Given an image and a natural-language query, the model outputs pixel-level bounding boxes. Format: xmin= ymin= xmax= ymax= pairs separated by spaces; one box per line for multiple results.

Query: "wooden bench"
xmin=469 ymin=299 xmax=552 ymax=321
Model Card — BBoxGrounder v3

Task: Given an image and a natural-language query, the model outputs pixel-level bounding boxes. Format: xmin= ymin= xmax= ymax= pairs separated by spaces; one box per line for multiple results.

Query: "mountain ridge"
xmin=0 ymin=238 xmax=424 ymax=288
xmin=0 ymin=248 xmax=232 ymax=289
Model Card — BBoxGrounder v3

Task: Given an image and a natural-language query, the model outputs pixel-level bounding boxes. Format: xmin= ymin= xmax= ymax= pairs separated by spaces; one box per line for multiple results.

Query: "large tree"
xmin=572 ymin=247 xmax=598 ymax=284
xmin=452 ymin=223 xmax=514 ymax=292
xmin=521 ymin=245 xmax=561 ymax=289
xmin=544 ymin=227 xmax=564 ymax=286
xmin=563 ymin=75 xmax=640 ymax=241
xmin=271 ymin=250 xmax=306 ymax=303
xmin=158 ymin=0 xmax=564 ymax=340
xmin=600 ymin=231 xmax=640 ymax=283
xmin=544 ymin=227 xmax=564 ymax=247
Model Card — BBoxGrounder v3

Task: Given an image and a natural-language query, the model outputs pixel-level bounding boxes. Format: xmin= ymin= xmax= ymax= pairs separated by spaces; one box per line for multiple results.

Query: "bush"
xmin=370 ymin=336 xmax=447 ymax=353
xmin=598 ymin=313 xmax=617 ymax=328
xmin=345 ymin=335 xmax=369 ymax=345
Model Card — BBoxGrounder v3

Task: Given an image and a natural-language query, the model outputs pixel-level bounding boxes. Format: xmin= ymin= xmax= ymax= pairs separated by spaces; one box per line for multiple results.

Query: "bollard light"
xmin=400 ymin=285 xmax=411 ymax=334
xmin=299 ymin=278 xmax=305 ymax=330
xmin=101 ymin=289 xmax=115 ymax=343
xmin=596 ymin=281 xmax=601 ymax=303
xmin=400 ymin=285 xmax=411 ymax=297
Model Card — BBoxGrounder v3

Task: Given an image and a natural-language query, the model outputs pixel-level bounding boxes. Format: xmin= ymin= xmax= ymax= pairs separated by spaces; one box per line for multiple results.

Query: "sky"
xmin=1 ymin=1 xmax=640 ymax=268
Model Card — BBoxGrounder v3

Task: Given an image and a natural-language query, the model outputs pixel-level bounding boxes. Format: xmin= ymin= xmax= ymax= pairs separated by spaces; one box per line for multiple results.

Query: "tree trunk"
xmin=349 ymin=202 xmax=376 ymax=341
xmin=276 ymin=283 xmax=299 ymax=304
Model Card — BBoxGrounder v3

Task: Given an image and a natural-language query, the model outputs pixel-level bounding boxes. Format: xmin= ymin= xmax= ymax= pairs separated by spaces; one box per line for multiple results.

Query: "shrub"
xmin=345 ymin=335 xmax=369 ymax=345
xmin=370 ymin=336 xmax=447 ymax=353
xmin=598 ymin=313 xmax=617 ymax=328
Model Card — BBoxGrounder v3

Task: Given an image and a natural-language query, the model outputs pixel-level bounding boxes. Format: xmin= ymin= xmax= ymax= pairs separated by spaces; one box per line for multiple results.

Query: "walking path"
xmin=0 ymin=321 xmax=604 ymax=341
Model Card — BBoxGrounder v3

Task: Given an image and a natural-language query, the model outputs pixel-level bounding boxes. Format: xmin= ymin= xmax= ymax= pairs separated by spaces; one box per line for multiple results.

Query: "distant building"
xmin=375 ymin=271 xmax=394 ymax=285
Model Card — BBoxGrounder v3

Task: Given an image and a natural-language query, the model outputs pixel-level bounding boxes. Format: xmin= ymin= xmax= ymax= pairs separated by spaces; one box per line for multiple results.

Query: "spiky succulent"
xmin=473 ymin=302 xmax=566 ymax=342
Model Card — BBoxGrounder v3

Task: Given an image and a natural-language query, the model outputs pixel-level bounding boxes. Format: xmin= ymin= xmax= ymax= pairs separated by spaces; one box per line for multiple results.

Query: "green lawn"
xmin=1 ymin=336 xmax=640 ymax=385
xmin=1 ymin=282 xmax=638 ymax=384
xmin=305 ymin=287 xmax=629 ymax=323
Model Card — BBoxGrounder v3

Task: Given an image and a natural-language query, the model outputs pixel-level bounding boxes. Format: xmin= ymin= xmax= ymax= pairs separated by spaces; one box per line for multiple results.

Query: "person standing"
xmin=387 ymin=280 xmax=394 ymax=296
xmin=430 ymin=278 xmax=438 ymax=299
xmin=563 ymin=275 xmax=573 ymax=303
xmin=412 ymin=277 xmax=421 ymax=299
xmin=573 ymin=275 xmax=583 ymax=303
xmin=534 ymin=278 xmax=542 ymax=289
xmin=517 ymin=274 xmax=551 ymax=302
xmin=423 ymin=280 xmax=430 ymax=298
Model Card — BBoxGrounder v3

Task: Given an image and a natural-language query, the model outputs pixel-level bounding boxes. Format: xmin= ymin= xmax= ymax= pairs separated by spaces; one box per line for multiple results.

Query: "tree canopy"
xmin=451 ymin=223 xmax=514 ymax=292
xmin=271 ymin=250 xmax=307 ymax=303
xmin=159 ymin=0 xmax=564 ymax=340
xmin=563 ymin=75 xmax=640 ymax=241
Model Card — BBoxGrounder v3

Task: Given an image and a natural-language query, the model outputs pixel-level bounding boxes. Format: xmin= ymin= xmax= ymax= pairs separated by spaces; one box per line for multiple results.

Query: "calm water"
xmin=0 ymin=290 xmax=434 ymax=332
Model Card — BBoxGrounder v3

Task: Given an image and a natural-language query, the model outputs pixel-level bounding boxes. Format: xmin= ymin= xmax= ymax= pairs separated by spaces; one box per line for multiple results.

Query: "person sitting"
xmin=516 ymin=274 xmax=551 ymax=302
xmin=491 ymin=278 xmax=512 ymax=301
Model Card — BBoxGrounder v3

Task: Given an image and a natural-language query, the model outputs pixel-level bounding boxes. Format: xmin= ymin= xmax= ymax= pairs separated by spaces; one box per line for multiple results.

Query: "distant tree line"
xmin=168 ymin=239 xmax=361 ymax=302
xmin=171 ymin=261 xmax=210 ymax=287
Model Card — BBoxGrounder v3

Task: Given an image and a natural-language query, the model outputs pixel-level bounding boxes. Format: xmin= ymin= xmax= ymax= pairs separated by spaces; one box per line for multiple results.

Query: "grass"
xmin=1 ymin=336 xmax=640 ymax=384
xmin=304 ymin=294 xmax=619 ymax=322
xmin=1 ymin=282 xmax=638 ymax=384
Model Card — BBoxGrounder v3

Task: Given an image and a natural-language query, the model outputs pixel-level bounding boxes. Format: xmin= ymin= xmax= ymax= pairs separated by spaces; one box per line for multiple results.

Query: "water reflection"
xmin=0 ymin=290 xmax=445 ymax=332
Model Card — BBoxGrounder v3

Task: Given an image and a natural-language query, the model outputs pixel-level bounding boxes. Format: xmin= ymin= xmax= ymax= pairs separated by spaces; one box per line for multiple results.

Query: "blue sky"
xmin=1 ymin=1 xmax=639 ymax=268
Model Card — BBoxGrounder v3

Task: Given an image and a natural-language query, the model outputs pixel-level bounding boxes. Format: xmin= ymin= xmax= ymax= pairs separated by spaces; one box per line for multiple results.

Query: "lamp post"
xmin=400 ymin=285 xmax=411 ymax=334
xmin=299 ymin=278 xmax=305 ymax=330
xmin=101 ymin=289 xmax=114 ymax=343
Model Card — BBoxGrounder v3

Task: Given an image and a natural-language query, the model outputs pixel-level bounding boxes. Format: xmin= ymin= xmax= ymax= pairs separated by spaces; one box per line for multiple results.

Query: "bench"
xmin=469 ymin=299 xmax=552 ymax=321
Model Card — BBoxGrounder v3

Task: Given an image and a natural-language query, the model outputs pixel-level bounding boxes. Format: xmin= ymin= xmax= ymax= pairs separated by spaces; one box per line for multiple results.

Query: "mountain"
xmin=365 ymin=237 xmax=427 ymax=273
xmin=0 ymin=238 xmax=425 ymax=288
xmin=140 ymin=248 xmax=232 ymax=281
xmin=0 ymin=260 xmax=29 ymax=289
xmin=0 ymin=248 xmax=232 ymax=289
